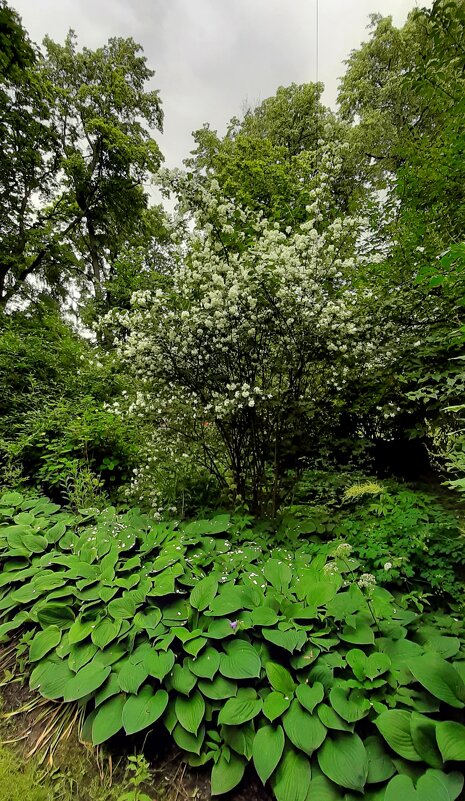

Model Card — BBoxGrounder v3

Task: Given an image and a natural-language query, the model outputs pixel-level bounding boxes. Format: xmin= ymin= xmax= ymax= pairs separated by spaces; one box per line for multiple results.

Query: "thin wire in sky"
xmin=316 ymin=0 xmax=319 ymax=87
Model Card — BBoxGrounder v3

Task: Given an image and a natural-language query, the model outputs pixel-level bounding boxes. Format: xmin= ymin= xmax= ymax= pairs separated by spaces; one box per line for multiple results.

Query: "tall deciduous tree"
xmin=0 ymin=21 xmax=164 ymax=309
xmin=184 ymin=83 xmax=358 ymax=232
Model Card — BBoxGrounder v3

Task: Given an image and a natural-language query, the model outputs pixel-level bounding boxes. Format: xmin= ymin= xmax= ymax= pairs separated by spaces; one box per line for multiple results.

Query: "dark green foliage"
xmin=334 ymin=484 xmax=465 ymax=601
xmin=0 ymin=307 xmax=136 ymax=501
xmin=1 ymin=493 xmax=465 ymax=800
xmin=282 ymin=473 xmax=465 ymax=602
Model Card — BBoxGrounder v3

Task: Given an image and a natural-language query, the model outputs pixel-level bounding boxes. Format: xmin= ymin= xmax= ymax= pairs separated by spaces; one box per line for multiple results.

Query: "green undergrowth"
xmin=282 ymin=473 xmax=465 ymax=602
xmin=0 ymin=491 xmax=465 ymax=801
xmin=0 ymin=746 xmax=49 ymax=801
xmin=0 ymin=738 xmax=154 ymax=801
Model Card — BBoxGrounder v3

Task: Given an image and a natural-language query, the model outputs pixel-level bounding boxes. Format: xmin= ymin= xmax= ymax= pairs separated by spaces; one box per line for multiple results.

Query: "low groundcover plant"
xmin=0 ymin=491 xmax=464 ymax=801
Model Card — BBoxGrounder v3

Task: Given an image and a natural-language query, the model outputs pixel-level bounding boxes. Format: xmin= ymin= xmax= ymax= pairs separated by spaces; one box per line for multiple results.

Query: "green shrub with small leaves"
xmin=0 ymin=491 xmax=464 ymax=801
xmin=280 ymin=474 xmax=465 ymax=602
xmin=332 ymin=484 xmax=465 ymax=602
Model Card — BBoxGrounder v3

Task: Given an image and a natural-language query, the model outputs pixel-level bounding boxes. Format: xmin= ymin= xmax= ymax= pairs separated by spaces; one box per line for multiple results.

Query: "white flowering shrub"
xmin=107 ymin=142 xmax=374 ymax=513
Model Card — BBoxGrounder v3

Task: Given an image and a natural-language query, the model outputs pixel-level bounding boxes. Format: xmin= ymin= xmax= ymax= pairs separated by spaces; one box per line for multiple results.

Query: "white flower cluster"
xmin=357 ymin=573 xmax=377 ymax=592
xmin=104 ymin=141 xmax=385 ymax=506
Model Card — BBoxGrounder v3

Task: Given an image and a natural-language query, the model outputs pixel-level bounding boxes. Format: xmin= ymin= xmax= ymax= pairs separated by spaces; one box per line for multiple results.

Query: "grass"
xmin=0 ymin=746 xmax=50 ymax=801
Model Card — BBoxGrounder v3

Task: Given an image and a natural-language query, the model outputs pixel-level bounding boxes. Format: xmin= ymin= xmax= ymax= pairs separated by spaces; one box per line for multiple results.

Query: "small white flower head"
xmin=323 ymin=561 xmax=339 ymax=575
xmin=333 ymin=542 xmax=353 ymax=559
xmin=383 ymin=561 xmax=393 ymax=571
xmin=358 ymin=573 xmax=376 ymax=593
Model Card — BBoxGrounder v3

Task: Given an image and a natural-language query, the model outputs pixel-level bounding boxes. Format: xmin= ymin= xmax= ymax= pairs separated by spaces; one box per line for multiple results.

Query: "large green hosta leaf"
xmin=436 ymin=721 xmax=465 ymax=762
xmin=271 ymin=746 xmax=311 ymax=801
xmin=175 ymin=691 xmax=205 ymax=735
xmin=189 ymin=574 xmax=218 ymax=611
xmin=375 ymin=710 xmax=422 ymax=761
xmin=410 ymin=712 xmax=442 ymax=768
xmin=266 ymin=662 xmax=296 ymax=695
xmin=263 ymin=691 xmax=291 ymax=722
xmin=253 ymin=724 xmax=285 ymax=784
xmin=218 ymin=696 xmax=262 ymax=725
xmin=210 ymin=751 xmax=245 ymax=796
xmin=219 ymin=639 xmax=261 ymax=680
xmin=282 ymin=699 xmax=327 ymax=756
xmin=30 ymin=656 xmax=74 ymax=700
xmin=318 ymin=733 xmax=368 ymax=792
xmin=296 ymin=682 xmax=324 ymax=713
xmin=63 ymin=662 xmax=111 ymax=701
xmin=384 ymin=771 xmax=459 ymax=801
xmin=29 ymin=626 xmax=61 ymax=662
xmin=329 ymin=686 xmax=370 ymax=723
xmin=122 ymin=686 xmax=168 ymax=735
xmin=92 ymin=694 xmax=125 ymax=745
xmin=408 ymin=655 xmax=465 ymax=708
xmin=364 ymin=735 xmax=396 ymax=783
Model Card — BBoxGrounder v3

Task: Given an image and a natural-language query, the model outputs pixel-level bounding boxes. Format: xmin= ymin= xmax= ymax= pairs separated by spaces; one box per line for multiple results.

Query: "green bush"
xmin=333 ymin=483 xmax=465 ymax=602
xmin=0 ymin=492 xmax=464 ymax=800
xmin=281 ymin=474 xmax=465 ymax=603
xmin=0 ymin=307 xmax=137 ymax=502
xmin=6 ymin=397 xmax=137 ymax=502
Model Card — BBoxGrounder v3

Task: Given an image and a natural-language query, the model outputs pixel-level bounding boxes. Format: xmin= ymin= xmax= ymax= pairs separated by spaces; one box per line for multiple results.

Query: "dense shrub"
xmin=1 ymin=492 xmax=465 ymax=800
xmin=281 ymin=473 xmax=465 ymax=603
xmin=0 ymin=308 xmax=137 ymax=501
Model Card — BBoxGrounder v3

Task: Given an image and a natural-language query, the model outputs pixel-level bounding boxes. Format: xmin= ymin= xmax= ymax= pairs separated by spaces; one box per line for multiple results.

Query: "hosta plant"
xmin=0 ymin=491 xmax=464 ymax=801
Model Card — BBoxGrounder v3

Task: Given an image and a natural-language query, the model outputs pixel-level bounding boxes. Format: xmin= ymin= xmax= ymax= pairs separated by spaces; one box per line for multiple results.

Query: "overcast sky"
xmin=13 ymin=0 xmax=425 ymax=170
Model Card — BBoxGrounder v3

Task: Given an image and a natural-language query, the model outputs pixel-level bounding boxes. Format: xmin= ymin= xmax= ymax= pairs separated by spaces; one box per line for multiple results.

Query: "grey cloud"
xmin=13 ymin=0 xmax=427 ymax=169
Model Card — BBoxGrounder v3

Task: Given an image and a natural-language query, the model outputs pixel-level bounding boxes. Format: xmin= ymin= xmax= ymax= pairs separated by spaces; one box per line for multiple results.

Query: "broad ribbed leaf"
xmin=384 ymin=775 xmax=417 ymax=801
xmin=263 ymin=691 xmax=291 ymax=722
xmin=91 ymin=618 xmax=121 ymax=649
xmin=317 ymin=703 xmax=353 ymax=731
xmin=173 ymin=723 xmax=205 ymax=755
xmin=190 ymin=575 xmax=218 ymax=611
xmin=29 ymin=626 xmax=61 ymax=662
xmin=198 ymin=675 xmax=237 ymax=700
xmin=283 ymin=699 xmax=327 ymax=755
xmin=211 ymin=751 xmax=246 ymax=795
xmin=218 ymin=697 xmax=262 ymax=725
xmin=92 ymin=694 xmax=125 ymax=745
xmin=170 ymin=664 xmax=197 ymax=695
xmin=107 ymin=595 xmax=137 ymax=620
xmin=253 ymin=725 xmax=285 ymax=784
xmin=272 ymin=747 xmax=311 ymax=801
xmin=296 ymin=682 xmax=324 ymax=713
xmin=68 ymin=618 xmax=94 ymax=644
xmin=410 ymin=712 xmax=442 ymax=768
xmin=408 ymin=655 xmax=465 ymax=708
xmin=118 ymin=660 xmax=149 ymax=694
xmin=68 ymin=641 xmax=98 ymax=673
xmin=188 ymin=647 xmax=220 ymax=680
xmin=364 ymin=735 xmax=396 ymax=783
xmin=306 ymin=583 xmax=337 ymax=607
xmin=37 ymin=604 xmax=75 ymax=628
xmin=263 ymin=628 xmax=306 ymax=653
xmin=30 ymin=657 xmax=74 ymax=699
xmin=219 ymin=639 xmax=261 ymax=680
xmin=144 ymin=648 xmax=175 ymax=680
xmin=329 ymin=687 xmax=370 ymax=722
xmin=266 ymin=662 xmax=296 ymax=695
xmin=122 ymin=686 xmax=168 ymax=735
xmin=250 ymin=607 xmax=279 ymax=627
xmin=318 ymin=733 xmax=368 ymax=792
xmin=436 ymin=721 xmax=465 ymax=762
xmin=425 ymin=769 xmax=464 ymax=801
xmin=264 ymin=559 xmax=292 ymax=592
xmin=175 ymin=690 xmax=205 ymax=734
xmin=63 ymin=662 xmax=110 ymax=701
xmin=417 ymin=772 xmax=459 ymax=801
xmin=375 ymin=710 xmax=421 ymax=761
